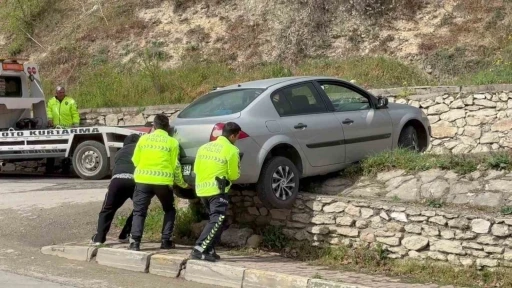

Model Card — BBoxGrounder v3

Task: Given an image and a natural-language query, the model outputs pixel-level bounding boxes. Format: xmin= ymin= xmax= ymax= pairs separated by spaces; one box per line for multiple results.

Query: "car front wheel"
xmin=257 ymin=156 xmax=300 ymax=209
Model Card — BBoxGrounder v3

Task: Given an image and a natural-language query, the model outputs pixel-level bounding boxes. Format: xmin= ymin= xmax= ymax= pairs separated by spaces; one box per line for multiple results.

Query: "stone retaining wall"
xmin=4 ymin=84 xmax=512 ymax=173
xmin=228 ymin=189 xmax=512 ymax=268
xmin=75 ymin=84 xmax=512 ymax=155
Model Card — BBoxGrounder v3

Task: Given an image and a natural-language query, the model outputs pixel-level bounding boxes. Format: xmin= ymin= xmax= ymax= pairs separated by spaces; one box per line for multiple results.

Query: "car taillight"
xmin=210 ymin=123 xmax=249 ymax=141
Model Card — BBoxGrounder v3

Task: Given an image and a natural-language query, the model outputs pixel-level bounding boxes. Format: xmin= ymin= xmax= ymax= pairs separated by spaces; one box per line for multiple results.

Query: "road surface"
xmin=0 ymin=270 xmax=75 ymax=287
xmin=0 ymin=175 xmax=216 ymax=288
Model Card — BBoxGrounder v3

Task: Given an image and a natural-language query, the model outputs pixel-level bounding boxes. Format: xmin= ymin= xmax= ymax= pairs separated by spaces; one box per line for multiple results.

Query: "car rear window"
xmin=0 ymin=76 xmax=22 ymax=97
xmin=178 ymin=88 xmax=265 ymax=119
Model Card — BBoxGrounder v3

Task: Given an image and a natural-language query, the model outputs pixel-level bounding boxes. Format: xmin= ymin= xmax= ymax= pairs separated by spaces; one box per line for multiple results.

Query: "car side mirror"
xmin=376 ymin=96 xmax=388 ymax=109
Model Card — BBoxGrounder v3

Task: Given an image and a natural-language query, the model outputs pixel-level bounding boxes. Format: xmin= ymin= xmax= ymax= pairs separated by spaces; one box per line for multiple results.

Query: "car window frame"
xmin=269 ymin=81 xmax=331 ymax=117
xmin=312 ymin=80 xmax=377 ymax=112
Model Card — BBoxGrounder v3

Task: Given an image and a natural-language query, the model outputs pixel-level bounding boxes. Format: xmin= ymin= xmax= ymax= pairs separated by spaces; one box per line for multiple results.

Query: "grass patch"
xmin=46 ymin=55 xmax=432 ymax=108
xmin=115 ymin=201 xmax=200 ymax=241
xmin=501 ymin=206 xmax=512 ymax=215
xmin=291 ymin=242 xmax=512 ymax=287
xmin=355 ymin=149 xmax=512 ymax=177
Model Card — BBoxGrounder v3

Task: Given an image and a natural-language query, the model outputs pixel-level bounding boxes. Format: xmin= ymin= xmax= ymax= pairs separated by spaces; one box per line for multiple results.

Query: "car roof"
xmin=219 ymin=76 xmax=345 ymax=90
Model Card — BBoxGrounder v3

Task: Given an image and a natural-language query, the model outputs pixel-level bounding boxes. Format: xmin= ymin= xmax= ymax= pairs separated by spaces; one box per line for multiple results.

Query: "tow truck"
xmin=0 ymin=58 xmax=151 ymax=180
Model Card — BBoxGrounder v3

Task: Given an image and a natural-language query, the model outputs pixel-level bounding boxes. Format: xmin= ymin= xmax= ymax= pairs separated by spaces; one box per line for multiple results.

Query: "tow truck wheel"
xmin=72 ymin=140 xmax=109 ymax=180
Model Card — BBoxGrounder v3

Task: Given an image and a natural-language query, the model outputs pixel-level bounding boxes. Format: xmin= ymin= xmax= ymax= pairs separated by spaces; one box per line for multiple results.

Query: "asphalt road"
xmin=0 ymin=175 xmax=216 ymax=288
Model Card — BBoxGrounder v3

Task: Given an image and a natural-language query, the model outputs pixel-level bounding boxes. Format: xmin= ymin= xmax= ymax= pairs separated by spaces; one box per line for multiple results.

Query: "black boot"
xmin=190 ymin=248 xmax=216 ymax=262
xmin=129 ymin=242 xmax=140 ymax=251
xmin=209 ymin=248 xmax=221 ymax=260
xmin=160 ymin=239 xmax=175 ymax=250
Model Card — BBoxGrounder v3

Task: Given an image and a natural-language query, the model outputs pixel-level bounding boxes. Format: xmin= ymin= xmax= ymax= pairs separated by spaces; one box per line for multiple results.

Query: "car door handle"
xmin=294 ymin=123 xmax=307 ymax=129
xmin=342 ymin=119 xmax=354 ymax=125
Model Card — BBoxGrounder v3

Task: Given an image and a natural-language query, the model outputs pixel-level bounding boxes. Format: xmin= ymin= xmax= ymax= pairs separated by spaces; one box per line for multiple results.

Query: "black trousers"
xmin=93 ymin=178 xmax=135 ymax=243
xmin=194 ymin=194 xmax=229 ymax=253
xmin=130 ymin=183 xmax=176 ymax=242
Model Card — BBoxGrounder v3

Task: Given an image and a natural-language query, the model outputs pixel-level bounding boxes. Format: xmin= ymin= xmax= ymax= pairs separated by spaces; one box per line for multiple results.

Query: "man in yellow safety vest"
xmin=128 ymin=114 xmax=190 ymax=251
xmin=46 ymin=86 xmax=80 ymax=128
xmin=190 ymin=122 xmax=242 ymax=262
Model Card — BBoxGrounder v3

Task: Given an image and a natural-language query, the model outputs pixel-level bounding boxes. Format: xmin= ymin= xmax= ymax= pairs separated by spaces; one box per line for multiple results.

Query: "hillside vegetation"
xmin=1 ymin=0 xmax=512 ymax=107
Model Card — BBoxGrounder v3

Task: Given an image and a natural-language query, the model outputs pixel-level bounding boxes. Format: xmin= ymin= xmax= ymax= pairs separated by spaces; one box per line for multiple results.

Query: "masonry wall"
xmin=228 ymin=189 xmax=512 ymax=269
xmin=75 ymin=84 xmax=512 ymax=155
xmin=3 ymin=84 xmax=512 ymax=174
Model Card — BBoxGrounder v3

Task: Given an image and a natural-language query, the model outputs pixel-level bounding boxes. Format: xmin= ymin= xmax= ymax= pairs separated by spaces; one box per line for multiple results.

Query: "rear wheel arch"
xmin=68 ymin=134 xmax=105 ymax=157
xmin=262 ymin=143 xmax=303 ymax=176
xmin=398 ymin=119 xmax=428 ymax=152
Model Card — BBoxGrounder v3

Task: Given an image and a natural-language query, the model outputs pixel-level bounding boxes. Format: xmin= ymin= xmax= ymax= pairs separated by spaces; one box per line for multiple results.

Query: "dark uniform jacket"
xmin=112 ymin=134 xmax=140 ymax=176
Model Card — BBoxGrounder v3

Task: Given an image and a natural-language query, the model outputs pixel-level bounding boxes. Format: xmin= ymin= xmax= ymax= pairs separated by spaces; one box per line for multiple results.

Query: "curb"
xmin=40 ymin=245 xmax=97 ymax=262
xmin=40 ymin=245 xmax=369 ymax=288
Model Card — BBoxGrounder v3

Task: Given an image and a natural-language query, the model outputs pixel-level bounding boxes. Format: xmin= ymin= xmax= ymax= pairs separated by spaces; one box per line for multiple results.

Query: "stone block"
xmin=41 ymin=245 xmax=97 ymax=262
xmin=308 ymin=279 xmax=369 ymax=288
xmin=242 ymin=269 xmax=309 ymax=288
xmin=149 ymin=254 xmax=186 ymax=278
xmin=185 ymin=260 xmax=245 ymax=288
xmin=96 ymin=248 xmax=151 ymax=272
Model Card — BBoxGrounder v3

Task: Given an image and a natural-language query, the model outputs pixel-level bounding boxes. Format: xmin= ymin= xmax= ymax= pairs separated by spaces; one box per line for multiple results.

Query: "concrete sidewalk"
xmin=41 ymin=241 xmax=452 ymax=288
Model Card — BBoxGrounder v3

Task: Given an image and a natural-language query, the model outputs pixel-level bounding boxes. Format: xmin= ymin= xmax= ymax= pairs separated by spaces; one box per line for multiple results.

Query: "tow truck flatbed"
xmin=0 ymin=57 xmax=151 ymax=180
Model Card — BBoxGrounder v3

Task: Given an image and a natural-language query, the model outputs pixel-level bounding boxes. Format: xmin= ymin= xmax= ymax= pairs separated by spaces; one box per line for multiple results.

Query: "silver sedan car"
xmin=171 ymin=76 xmax=431 ymax=209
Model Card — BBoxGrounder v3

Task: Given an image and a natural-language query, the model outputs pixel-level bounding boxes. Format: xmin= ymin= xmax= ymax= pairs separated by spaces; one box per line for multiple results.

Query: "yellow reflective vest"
xmin=132 ymin=129 xmax=188 ymax=187
xmin=46 ymin=96 xmax=80 ymax=127
xmin=194 ymin=136 xmax=241 ymax=197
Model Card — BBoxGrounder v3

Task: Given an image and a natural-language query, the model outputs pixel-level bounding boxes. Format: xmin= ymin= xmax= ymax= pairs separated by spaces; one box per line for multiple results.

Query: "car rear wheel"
xmin=398 ymin=125 xmax=420 ymax=152
xmin=72 ymin=140 xmax=109 ymax=180
xmin=257 ymin=156 xmax=300 ymax=209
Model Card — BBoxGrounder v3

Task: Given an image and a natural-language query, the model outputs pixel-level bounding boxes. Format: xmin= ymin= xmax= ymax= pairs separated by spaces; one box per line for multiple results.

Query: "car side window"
xmin=271 ymin=82 xmax=327 ymax=116
xmin=319 ymin=82 xmax=370 ymax=112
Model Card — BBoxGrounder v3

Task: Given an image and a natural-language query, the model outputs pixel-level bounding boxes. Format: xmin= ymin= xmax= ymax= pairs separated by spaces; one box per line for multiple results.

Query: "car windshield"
xmin=0 ymin=76 xmax=22 ymax=97
xmin=178 ymin=88 xmax=265 ymax=118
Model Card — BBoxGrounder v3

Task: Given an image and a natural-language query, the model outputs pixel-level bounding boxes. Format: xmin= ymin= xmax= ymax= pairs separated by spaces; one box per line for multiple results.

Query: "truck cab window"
xmin=0 ymin=77 xmax=22 ymax=97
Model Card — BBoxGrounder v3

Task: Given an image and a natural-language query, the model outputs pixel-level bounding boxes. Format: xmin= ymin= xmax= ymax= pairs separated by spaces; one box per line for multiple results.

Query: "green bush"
xmin=115 ymin=203 xmax=199 ymax=241
xmin=261 ymin=226 xmax=289 ymax=250
xmin=486 ymin=152 xmax=512 ymax=171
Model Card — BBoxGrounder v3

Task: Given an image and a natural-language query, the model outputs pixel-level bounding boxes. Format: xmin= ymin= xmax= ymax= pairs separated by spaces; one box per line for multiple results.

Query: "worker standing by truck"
xmin=45 ymin=86 xmax=80 ymax=174
xmin=190 ymin=122 xmax=242 ymax=262
xmin=46 ymin=86 xmax=80 ymax=128
xmin=129 ymin=114 xmax=190 ymax=251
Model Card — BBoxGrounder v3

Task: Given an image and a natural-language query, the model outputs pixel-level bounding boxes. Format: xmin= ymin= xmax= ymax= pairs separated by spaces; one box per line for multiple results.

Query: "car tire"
xmin=398 ymin=125 xmax=420 ymax=152
xmin=72 ymin=140 xmax=109 ymax=180
xmin=257 ymin=156 xmax=300 ymax=209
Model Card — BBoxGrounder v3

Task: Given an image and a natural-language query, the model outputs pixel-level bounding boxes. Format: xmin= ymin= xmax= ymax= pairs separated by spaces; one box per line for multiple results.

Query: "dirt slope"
xmin=0 ymin=0 xmax=510 ymax=93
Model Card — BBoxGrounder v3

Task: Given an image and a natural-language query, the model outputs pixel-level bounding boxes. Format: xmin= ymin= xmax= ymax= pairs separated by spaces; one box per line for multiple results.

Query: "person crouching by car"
xmin=90 ymin=133 xmax=141 ymax=245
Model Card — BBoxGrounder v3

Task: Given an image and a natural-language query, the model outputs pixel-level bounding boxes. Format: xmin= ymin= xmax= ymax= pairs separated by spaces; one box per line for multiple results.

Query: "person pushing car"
xmin=91 ymin=133 xmax=141 ymax=245
xmin=190 ymin=122 xmax=242 ymax=262
xmin=129 ymin=114 xmax=190 ymax=251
